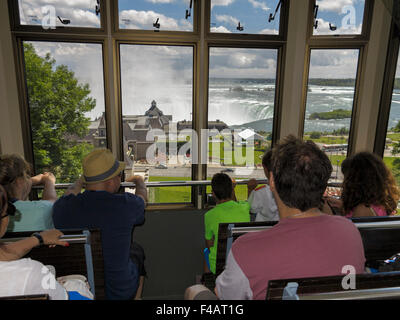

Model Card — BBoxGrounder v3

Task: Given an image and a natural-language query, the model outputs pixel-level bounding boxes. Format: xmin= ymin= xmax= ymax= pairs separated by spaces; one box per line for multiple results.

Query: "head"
xmin=0 ymin=185 xmax=16 ymax=238
xmin=341 ymin=152 xmax=400 ymax=214
xmin=262 ymin=149 xmax=273 ymax=178
xmin=82 ymin=149 xmax=126 ymax=193
xmin=270 ymin=135 xmax=332 ymax=212
xmin=211 ymin=173 xmax=234 ymax=202
xmin=0 ymin=154 xmax=33 ymax=200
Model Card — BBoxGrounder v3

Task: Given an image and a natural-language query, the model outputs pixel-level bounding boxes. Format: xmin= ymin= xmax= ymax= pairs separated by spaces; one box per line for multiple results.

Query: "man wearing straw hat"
xmin=52 ymin=148 xmax=148 ymax=300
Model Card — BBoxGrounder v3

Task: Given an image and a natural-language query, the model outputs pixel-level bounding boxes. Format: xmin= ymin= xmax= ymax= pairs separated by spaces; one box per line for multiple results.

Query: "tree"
xmin=24 ymin=43 xmax=95 ymax=182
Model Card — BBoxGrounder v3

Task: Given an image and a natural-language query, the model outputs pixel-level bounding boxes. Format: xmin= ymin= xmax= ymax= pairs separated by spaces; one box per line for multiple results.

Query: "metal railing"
xmin=0 ymin=234 xmax=88 ymax=244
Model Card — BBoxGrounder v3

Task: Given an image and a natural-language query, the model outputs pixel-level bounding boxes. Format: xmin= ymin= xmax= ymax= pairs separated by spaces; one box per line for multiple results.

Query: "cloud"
xmin=210 ymin=26 xmax=231 ymax=33
xmin=119 ymin=9 xmax=192 ymax=31
xmin=146 ymin=0 xmax=175 ymax=3
xmin=317 ymin=0 xmax=359 ymax=13
xmin=309 ymin=49 xmax=359 ymax=78
xmin=211 ymin=0 xmax=235 ymax=9
xmin=314 ymin=17 xmax=362 ymax=35
xmin=248 ymin=0 xmax=270 ymax=12
xmin=258 ymin=28 xmax=279 ymax=35
xmin=215 ymin=14 xmax=239 ymax=26
xmin=19 ymin=0 xmax=100 ymax=27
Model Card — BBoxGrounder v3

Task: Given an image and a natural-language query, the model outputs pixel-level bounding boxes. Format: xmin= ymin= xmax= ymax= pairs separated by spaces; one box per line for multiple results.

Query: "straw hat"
xmin=82 ymin=149 xmax=125 ymax=184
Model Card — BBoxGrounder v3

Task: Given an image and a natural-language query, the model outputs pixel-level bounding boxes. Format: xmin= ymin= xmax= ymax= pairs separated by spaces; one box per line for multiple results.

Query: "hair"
xmin=0 ymin=154 xmax=32 ymax=198
xmin=271 ymin=135 xmax=332 ymax=212
xmin=262 ymin=149 xmax=273 ymax=172
xmin=0 ymin=185 xmax=7 ymax=216
xmin=341 ymin=152 xmax=400 ymax=215
xmin=211 ymin=173 xmax=233 ymax=201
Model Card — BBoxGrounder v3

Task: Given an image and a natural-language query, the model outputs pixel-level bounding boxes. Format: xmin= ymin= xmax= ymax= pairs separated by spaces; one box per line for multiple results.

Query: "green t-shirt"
xmin=204 ymin=200 xmax=250 ymax=274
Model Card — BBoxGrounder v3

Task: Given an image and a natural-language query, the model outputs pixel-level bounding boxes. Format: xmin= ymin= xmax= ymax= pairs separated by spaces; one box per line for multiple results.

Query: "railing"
xmin=0 ymin=234 xmax=88 ymax=244
xmin=32 ymin=179 xmax=342 ymax=189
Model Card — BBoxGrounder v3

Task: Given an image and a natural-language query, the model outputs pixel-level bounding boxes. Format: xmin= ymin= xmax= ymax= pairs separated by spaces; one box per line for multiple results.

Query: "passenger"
xmin=247 ymin=149 xmax=279 ymax=222
xmin=186 ymin=135 xmax=365 ymax=300
xmin=52 ymin=148 xmax=148 ymax=300
xmin=204 ymin=173 xmax=250 ymax=274
xmin=0 ymin=185 xmax=92 ymax=300
xmin=325 ymin=151 xmax=400 ymax=218
xmin=0 ymin=154 xmax=56 ymax=232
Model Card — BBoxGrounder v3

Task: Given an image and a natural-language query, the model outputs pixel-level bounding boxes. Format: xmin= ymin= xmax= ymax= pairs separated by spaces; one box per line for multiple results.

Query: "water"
xmin=207 ymin=79 xmax=400 ymax=133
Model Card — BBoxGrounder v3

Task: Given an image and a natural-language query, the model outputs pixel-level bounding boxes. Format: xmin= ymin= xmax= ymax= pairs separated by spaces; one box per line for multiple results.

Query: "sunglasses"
xmin=1 ymin=201 xmax=16 ymax=219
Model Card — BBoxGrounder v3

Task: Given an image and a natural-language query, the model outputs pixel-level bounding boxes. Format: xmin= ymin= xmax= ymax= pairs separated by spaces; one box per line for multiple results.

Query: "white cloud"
xmin=119 ymin=10 xmax=192 ymax=31
xmin=314 ymin=18 xmax=362 ymax=35
xmin=309 ymin=49 xmax=359 ymax=78
xmin=248 ymin=0 xmax=270 ymax=12
xmin=258 ymin=28 xmax=279 ymax=35
xmin=215 ymin=14 xmax=239 ymax=26
xmin=210 ymin=26 xmax=231 ymax=33
xmin=211 ymin=0 xmax=235 ymax=9
xmin=317 ymin=0 xmax=358 ymax=13
xmin=146 ymin=0 xmax=175 ymax=3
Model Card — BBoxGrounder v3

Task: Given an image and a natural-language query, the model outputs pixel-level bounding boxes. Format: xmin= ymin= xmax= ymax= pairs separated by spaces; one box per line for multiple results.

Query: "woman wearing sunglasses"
xmin=0 ymin=154 xmax=57 ymax=232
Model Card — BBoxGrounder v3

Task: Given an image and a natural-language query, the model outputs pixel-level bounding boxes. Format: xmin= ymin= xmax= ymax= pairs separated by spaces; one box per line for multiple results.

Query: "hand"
xmin=39 ymin=229 xmax=69 ymax=247
xmin=231 ymin=178 xmax=237 ymax=188
xmin=30 ymin=174 xmax=44 ymax=186
xmin=247 ymin=178 xmax=258 ymax=191
xmin=42 ymin=172 xmax=56 ymax=185
xmin=126 ymin=175 xmax=145 ymax=184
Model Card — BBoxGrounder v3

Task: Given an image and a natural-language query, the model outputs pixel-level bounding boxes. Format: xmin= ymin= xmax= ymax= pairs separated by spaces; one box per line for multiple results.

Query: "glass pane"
xmin=120 ymin=44 xmax=193 ymax=204
xmin=210 ymin=0 xmax=280 ymax=34
xmin=304 ymin=49 xmax=359 ymax=182
xmin=208 ymin=47 xmax=278 ymax=200
xmin=384 ymin=50 xmax=400 ymax=188
xmin=118 ymin=0 xmax=193 ymax=32
xmin=18 ymin=0 xmax=101 ymax=28
xmin=23 ymin=41 xmax=106 ymax=183
xmin=313 ymin=0 xmax=365 ymax=35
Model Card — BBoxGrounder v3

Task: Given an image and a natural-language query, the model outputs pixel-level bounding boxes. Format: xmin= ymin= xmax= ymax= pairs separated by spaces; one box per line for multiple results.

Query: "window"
xmin=120 ymin=44 xmax=193 ymax=204
xmin=210 ymin=0 xmax=281 ymax=34
xmin=22 ymin=41 xmax=106 ymax=183
xmin=304 ymin=49 xmax=360 ymax=180
xmin=383 ymin=50 xmax=400 ymax=185
xmin=118 ymin=0 xmax=194 ymax=32
xmin=18 ymin=0 xmax=101 ymax=28
xmin=207 ymin=47 xmax=278 ymax=200
xmin=313 ymin=0 xmax=365 ymax=36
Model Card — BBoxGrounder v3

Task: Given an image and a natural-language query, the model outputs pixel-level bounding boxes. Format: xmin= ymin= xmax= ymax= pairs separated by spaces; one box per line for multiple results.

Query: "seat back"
xmin=1 ymin=229 xmax=105 ymax=300
xmin=266 ymin=271 xmax=400 ymax=300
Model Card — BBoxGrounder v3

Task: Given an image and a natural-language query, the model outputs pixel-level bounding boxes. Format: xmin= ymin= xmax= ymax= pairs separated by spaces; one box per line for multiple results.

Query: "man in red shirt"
xmin=214 ymin=135 xmax=366 ymax=300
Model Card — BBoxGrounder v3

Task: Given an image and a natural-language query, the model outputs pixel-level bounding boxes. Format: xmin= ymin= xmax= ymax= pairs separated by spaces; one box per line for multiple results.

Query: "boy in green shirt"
xmin=204 ymin=173 xmax=250 ymax=274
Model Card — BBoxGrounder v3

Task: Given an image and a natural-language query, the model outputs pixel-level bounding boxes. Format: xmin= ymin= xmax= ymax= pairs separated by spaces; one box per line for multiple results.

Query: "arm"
xmin=247 ymin=179 xmax=258 ymax=198
xmin=126 ymin=175 xmax=148 ymax=204
xmin=351 ymin=204 xmax=376 ymax=218
xmin=64 ymin=177 xmax=84 ymax=196
xmin=0 ymin=229 xmax=69 ymax=261
xmin=41 ymin=172 xmax=57 ymax=202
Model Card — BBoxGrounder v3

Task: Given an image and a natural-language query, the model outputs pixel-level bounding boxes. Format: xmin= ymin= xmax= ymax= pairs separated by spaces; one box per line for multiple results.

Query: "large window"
xmin=313 ymin=0 xmax=365 ymax=36
xmin=207 ymin=47 xmax=278 ymax=200
xmin=22 ymin=41 xmax=106 ymax=183
xmin=18 ymin=0 xmax=101 ymax=28
xmin=304 ymin=49 xmax=360 ymax=180
xmin=383 ymin=50 xmax=400 ymax=186
xmin=118 ymin=0 xmax=194 ymax=32
xmin=120 ymin=44 xmax=193 ymax=204
xmin=210 ymin=0 xmax=281 ymax=34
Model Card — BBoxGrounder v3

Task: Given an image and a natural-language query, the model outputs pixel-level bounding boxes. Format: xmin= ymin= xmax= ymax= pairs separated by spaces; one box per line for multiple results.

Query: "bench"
xmin=1 ymin=229 xmax=105 ymax=300
xmin=215 ymin=216 xmax=400 ymax=276
xmin=266 ymin=271 xmax=400 ymax=300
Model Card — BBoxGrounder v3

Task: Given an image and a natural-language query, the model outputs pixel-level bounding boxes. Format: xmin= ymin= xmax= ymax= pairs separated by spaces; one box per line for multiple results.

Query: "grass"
xmin=148 ymin=176 xmax=191 ymax=203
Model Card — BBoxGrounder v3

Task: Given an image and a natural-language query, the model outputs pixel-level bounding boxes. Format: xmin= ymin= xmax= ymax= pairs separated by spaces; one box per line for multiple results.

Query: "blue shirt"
xmin=8 ymin=200 xmax=54 ymax=232
xmin=52 ymin=191 xmax=145 ymax=300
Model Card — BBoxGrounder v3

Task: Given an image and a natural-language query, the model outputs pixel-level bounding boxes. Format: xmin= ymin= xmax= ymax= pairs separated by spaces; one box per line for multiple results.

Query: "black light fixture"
xmin=268 ymin=0 xmax=282 ymax=23
xmin=57 ymin=16 xmax=70 ymax=25
xmin=185 ymin=0 xmax=193 ymax=19
xmin=153 ymin=18 xmax=160 ymax=31
xmin=237 ymin=22 xmax=244 ymax=31
xmin=313 ymin=4 xmax=319 ymax=29
xmin=95 ymin=0 xmax=100 ymax=16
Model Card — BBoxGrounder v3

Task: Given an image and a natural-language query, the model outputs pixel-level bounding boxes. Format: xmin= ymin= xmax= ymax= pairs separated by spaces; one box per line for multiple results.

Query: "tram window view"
xmin=4 ymin=0 xmax=400 ymax=305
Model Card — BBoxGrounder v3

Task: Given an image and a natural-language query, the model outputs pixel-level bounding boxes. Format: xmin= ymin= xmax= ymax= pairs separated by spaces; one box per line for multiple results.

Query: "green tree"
xmin=24 ymin=43 xmax=95 ymax=182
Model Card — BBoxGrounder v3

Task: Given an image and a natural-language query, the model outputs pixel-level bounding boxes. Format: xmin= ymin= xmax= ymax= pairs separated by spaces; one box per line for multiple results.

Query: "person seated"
xmin=0 ymin=154 xmax=57 ymax=232
xmin=186 ymin=135 xmax=365 ymax=300
xmin=52 ymin=148 xmax=148 ymax=300
xmin=247 ymin=149 xmax=279 ymax=222
xmin=204 ymin=173 xmax=250 ymax=275
xmin=324 ymin=152 xmax=400 ymax=218
xmin=0 ymin=185 xmax=92 ymax=300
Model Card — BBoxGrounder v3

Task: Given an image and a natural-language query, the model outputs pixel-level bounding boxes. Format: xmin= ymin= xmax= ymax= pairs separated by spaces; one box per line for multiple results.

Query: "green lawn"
xmin=148 ymin=176 xmax=191 ymax=203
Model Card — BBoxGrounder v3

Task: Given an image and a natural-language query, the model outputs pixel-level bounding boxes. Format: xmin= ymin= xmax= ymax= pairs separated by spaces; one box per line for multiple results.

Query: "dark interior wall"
xmin=133 ymin=209 xmax=207 ymax=300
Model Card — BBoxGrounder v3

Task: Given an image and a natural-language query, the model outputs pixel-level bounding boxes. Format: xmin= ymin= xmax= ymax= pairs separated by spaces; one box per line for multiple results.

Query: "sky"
xmin=20 ymin=0 xmax=370 ymax=122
